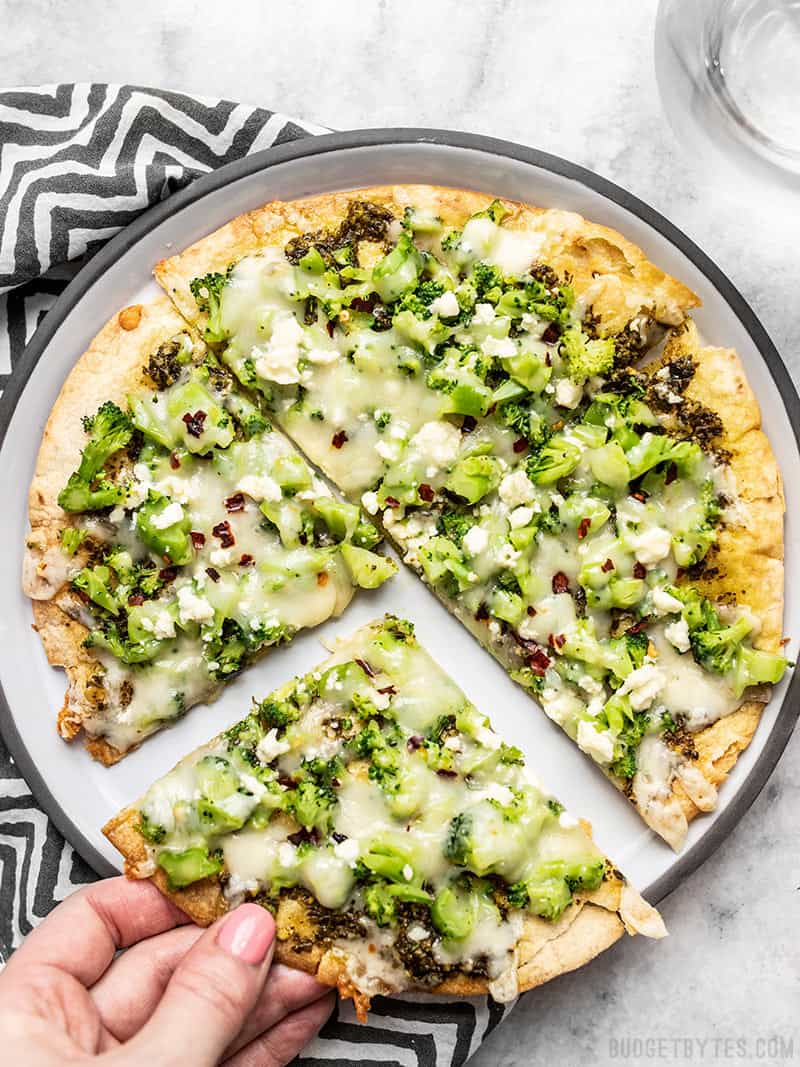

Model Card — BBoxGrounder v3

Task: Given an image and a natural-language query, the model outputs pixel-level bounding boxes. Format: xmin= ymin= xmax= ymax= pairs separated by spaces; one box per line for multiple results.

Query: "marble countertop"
xmin=2 ymin=1 xmax=797 ymax=1063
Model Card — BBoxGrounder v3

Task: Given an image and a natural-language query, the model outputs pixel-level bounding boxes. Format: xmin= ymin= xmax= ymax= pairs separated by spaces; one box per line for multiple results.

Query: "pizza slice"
xmin=154 ymin=186 xmax=789 ymax=848
xmin=104 ymin=615 xmax=665 ymax=1020
xmin=23 ymin=297 xmax=396 ymax=762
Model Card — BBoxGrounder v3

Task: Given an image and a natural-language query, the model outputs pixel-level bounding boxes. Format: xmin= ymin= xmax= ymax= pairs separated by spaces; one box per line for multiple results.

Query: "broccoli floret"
xmin=443 ymin=812 xmax=473 ymax=867
xmin=471 ymin=261 xmax=503 ymax=299
xmin=84 ymin=625 xmax=162 ymax=665
xmin=499 ymin=400 xmax=548 ymax=446
xmin=189 ymin=269 xmax=231 ymax=343
xmin=257 ymin=698 xmax=301 ymax=733
xmin=58 ymin=401 xmax=134 ymax=513
xmin=560 ymin=325 xmax=615 ymax=382
xmin=396 ymin=280 xmax=445 ymax=319
xmin=526 ymin=436 xmax=581 ymax=484
xmin=609 ymin=749 xmax=638 ymax=781
xmin=60 ymin=527 xmax=86 ymax=556
xmin=731 ymin=646 xmax=789 ymax=697
xmin=436 ymin=508 xmax=473 ymax=547
xmin=286 ymin=779 xmax=337 ymax=832
xmin=690 ymin=615 xmax=754 ymax=674
xmin=625 ymin=629 xmax=649 ymax=669
xmin=363 ymin=881 xmax=397 ymax=926
xmin=137 ymin=812 xmax=166 ymax=844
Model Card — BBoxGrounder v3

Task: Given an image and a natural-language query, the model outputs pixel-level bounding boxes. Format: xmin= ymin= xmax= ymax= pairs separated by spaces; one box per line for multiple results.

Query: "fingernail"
xmin=217 ymin=903 xmax=275 ymax=965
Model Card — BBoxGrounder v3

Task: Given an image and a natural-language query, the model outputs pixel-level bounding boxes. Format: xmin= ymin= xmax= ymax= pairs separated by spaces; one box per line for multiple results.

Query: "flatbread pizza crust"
xmin=23 ymin=297 xmax=196 ymax=765
xmin=104 ymin=803 xmax=663 ymax=1021
xmin=155 ymin=184 xmax=699 ymax=339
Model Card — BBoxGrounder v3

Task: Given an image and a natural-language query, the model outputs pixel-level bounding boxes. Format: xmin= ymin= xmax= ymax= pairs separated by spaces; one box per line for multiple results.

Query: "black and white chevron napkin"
xmin=0 ymin=84 xmax=511 ymax=1066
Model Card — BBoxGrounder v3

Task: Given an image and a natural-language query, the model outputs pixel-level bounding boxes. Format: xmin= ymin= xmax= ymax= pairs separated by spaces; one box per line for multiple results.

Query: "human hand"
xmin=0 ymin=876 xmax=335 ymax=1066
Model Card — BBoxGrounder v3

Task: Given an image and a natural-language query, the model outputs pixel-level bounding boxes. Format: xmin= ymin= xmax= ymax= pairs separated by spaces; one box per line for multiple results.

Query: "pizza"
xmin=104 ymin=616 xmax=666 ymax=1020
xmin=23 ymin=296 xmax=396 ymax=762
xmin=151 ymin=185 xmax=788 ymax=848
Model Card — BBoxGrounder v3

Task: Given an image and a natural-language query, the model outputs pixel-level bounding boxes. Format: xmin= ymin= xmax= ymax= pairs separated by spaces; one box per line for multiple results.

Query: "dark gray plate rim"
xmin=0 ymin=128 xmax=797 ymax=897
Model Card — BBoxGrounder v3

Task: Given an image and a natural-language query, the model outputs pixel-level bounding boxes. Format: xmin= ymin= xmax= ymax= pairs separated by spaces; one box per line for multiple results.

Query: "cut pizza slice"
xmin=104 ymin=615 xmax=665 ymax=1020
xmin=23 ymin=296 xmax=396 ymax=762
xmin=155 ymin=187 xmax=789 ymax=848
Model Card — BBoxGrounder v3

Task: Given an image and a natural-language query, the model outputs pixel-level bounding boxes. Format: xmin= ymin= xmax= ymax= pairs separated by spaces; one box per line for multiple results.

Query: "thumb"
xmin=129 ymin=903 xmax=276 ymax=1066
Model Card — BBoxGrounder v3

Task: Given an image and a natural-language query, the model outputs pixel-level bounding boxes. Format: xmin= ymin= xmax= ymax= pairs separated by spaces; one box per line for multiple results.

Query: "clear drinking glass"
xmin=655 ymin=0 xmax=800 ymax=193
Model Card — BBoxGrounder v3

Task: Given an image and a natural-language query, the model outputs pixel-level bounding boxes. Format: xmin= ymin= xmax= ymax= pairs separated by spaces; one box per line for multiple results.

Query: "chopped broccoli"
xmin=258 ymin=698 xmax=301 ymax=732
xmin=436 ymin=508 xmax=473 ymax=547
xmin=189 ymin=269 xmax=231 ymax=343
xmin=731 ymin=646 xmax=789 ymax=697
xmin=443 ymin=811 xmax=473 ymax=867
xmin=690 ymin=615 xmax=753 ymax=674
xmin=287 ymin=779 xmax=337 ymax=832
xmin=60 ymin=527 xmax=86 ymax=556
xmin=85 ymin=624 xmax=163 ymax=665
xmin=561 ymin=325 xmax=615 ymax=382
xmin=526 ymin=436 xmax=581 ymax=484
xmin=624 ymin=629 xmax=649 ymax=669
xmin=499 ymin=400 xmax=548 ymax=445
xmin=58 ymin=401 xmax=134 ymax=512
xmin=72 ymin=565 xmax=119 ymax=616
xmin=471 ymin=261 xmax=503 ymax=299
xmin=136 ymin=812 xmax=166 ymax=844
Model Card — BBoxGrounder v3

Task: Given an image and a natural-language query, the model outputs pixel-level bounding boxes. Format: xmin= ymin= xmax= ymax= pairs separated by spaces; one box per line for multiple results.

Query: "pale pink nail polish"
xmin=217 ymin=903 xmax=275 ymax=965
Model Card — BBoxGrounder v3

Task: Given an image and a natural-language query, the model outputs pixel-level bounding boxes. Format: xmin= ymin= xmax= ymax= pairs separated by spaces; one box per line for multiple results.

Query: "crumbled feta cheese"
xmin=375 ymin=438 xmax=400 ymax=462
xmin=630 ymin=526 xmax=672 ymax=565
xmin=254 ymin=314 xmax=306 ymax=385
xmin=361 ymin=490 xmax=379 ymax=515
xmin=402 ymin=864 xmax=414 ymax=882
xmin=152 ymin=610 xmax=176 ymax=639
xmin=576 ymin=719 xmax=616 ymax=764
xmin=480 ymin=336 xmax=517 ymax=360
xmin=370 ymin=688 xmax=392 ymax=711
xmin=109 ymin=506 xmax=125 ymax=523
xmin=508 ymin=505 xmax=534 ymax=529
xmin=494 ymin=542 xmax=520 ymax=568
xmin=618 ymin=664 xmax=665 ymax=711
xmin=471 ymin=302 xmax=496 ymax=325
xmin=429 ymin=291 xmax=460 ymax=319
xmin=176 ymin=585 xmax=215 ymax=625
xmin=278 ymin=841 xmax=297 ymax=868
xmin=498 ymin=469 xmax=536 ymax=508
xmin=462 ymin=525 xmax=489 ymax=556
xmin=651 ymin=587 xmax=683 ymax=616
xmin=577 ymin=674 xmax=604 ymax=696
xmin=409 ymin=420 xmax=462 ymax=470
xmin=209 ymin=547 xmax=234 ymax=567
xmin=237 ymin=474 xmax=282 ymax=502
xmin=332 ymin=837 xmax=360 ymax=866
xmin=558 ymin=811 xmax=579 ymax=829
xmin=554 ymin=377 xmax=584 ymax=409
xmin=150 ymin=501 xmax=184 ymax=529
xmin=256 ymin=727 xmax=291 ymax=765
xmin=664 ymin=617 xmax=691 ymax=653
xmin=406 ymin=924 xmax=429 ymax=942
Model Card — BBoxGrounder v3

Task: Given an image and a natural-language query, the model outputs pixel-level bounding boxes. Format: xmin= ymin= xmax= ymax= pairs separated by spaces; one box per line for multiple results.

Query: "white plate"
xmin=1 ymin=130 xmax=797 ymax=900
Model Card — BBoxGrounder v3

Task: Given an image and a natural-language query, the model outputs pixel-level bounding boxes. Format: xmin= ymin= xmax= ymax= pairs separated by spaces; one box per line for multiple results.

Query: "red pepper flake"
xmin=526 ymin=605 xmax=537 ymax=616
xmin=601 ymin=558 xmax=615 ymax=572
xmin=225 ymin=493 xmax=245 ymax=513
xmin=181 ymin=409 xmax=207 ymax=438
xmin=552 ymin=571 xmax=570 ymax=594
xmin=205 ymin=567 xmax=220 ymax=583
xmin=665 ymin=461 xmax=678 ymax=485
xmin=513 ymin=437 xmax=528 ymax=453
xmin=169 ymin=451 xmax=181 ymax=470
xmin=418 ymin=483 xmax=435 ymax=503
xmin=384 ymin=495 xmax=400 ymax=508
xmin=475 ymin=603 xmax=489 ymax=621
xmin=355 ymin=657 xmax=376 ymax=678
xmin=288 ymin=827 xmax=319 ymax=846
xmin=630 ymin=489 xmax=649 ymax=503
xmin=548 ymin=632 xmax=566 ymax=651
xmin=350 ymin=296 xmax=376 ymax=313
xmin=326 ymin=320 xmax=335 ymax=338
xmin=239 ymin=553 xmax=254 ymax=566
xmin=633 ymin=561 xmax=647 ymax=579
xmin=331 ymin=429 xmax=348 ymax=449
xmin=190 ymin=531 xmax=206 ymax=549
xmin=127 ymin=593 xmax=144 ymax=606
xmin=545 ymin=352 xmax=552 ymax=367
xmin=577 ymin=517 xmax=591 ymax=539
xmin=212 ymin=521 xmax=235 ymax=548
xmin=158 ymin=565 xmax=177 ymax=583
xmin=407 ymin=735 xmax=423 ymax=752
xmin=461 ymin=415 xmax=477 ymax=434
xmin=676 ymin=567 xmax=685 ymax=580
xmin=277 ymin=774 xmax=294 ymax=789
xmin=317 ymin=570 xmax=329 ymax=586
xmin=627 ymin=617 xmax=651 ymax=635
xmin=436 ymin=769 xmax=457 ymax=778
xmin=528 ymin=647 xmax=551 ymax=675
xmin=377 ymin=684 xmax=396 ymax=695
xmin=542 ymin=322 xmax=560 ymax=345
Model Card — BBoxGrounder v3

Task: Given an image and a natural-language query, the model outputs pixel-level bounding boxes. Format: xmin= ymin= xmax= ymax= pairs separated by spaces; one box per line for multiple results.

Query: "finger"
xmin=129 ymin=903 xmax=276 ymax=1066
xmin=224 ymin=991 xmax=336 ymax=1067
xmin=223 ymin=964 xmax=333 ymax=1059
xmin=3 ymin=877 xmax=189 ymax=987
xmin=90 ymin=924 xmax=205 ymax=1041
